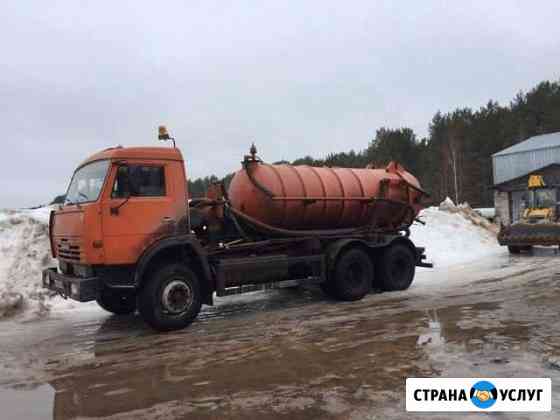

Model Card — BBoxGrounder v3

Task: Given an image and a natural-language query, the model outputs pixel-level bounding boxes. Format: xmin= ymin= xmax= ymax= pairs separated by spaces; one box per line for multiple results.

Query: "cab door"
xmin=101 ymin=161 xmax=177 ymax=265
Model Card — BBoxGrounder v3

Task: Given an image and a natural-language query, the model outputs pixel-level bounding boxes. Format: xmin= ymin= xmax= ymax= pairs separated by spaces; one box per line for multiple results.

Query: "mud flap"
xmin=415 ymin=246 xmax=433 ymax=268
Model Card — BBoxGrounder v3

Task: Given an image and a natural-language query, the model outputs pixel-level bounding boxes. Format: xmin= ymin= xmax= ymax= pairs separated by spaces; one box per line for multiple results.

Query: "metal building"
xmin=493 ymin=132 xmax=560 ymax=224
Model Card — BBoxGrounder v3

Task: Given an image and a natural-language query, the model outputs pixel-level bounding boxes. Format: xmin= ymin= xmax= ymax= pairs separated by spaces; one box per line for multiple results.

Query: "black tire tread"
xmin=329 ymin=247 xmax=373 ymax=301
xmin=376 ymin=243 xmax=416 ymax=291
xmin=96 ymin=289 xmax=136 ymax=315
xmin=138 ymin=263 xmax=202 ymax=332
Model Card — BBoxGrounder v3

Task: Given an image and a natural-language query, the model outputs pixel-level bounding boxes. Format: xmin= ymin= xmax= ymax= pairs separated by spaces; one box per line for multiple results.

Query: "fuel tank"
xmin=227 ymin=155 xmax=425 ymax=231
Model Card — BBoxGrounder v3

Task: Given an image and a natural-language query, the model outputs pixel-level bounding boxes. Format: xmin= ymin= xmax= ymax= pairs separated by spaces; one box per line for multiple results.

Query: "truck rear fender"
xmin=386 ymin=236 xmax=425 ymax=265
xmin=135 ymin=235 xmax=214 ymax=305
xmin=388 ymin=235 xmax=415 ymax=251
xmin=324 ymin=239 xmax=372 ymax=273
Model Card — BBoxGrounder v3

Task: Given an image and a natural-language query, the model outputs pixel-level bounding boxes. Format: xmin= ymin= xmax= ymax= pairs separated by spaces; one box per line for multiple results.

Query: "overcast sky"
xmin=2 ymin=1 xmax=560 ymax=208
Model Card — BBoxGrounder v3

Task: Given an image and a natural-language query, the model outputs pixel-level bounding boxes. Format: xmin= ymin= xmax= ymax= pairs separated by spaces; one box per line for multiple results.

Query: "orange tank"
xmin=227 ymin=156 xmax=426 ymax=231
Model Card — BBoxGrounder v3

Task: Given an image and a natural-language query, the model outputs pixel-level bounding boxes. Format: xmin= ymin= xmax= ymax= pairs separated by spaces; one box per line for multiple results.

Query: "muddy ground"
xmin=1 ymin=249 xmax=559 ymax=419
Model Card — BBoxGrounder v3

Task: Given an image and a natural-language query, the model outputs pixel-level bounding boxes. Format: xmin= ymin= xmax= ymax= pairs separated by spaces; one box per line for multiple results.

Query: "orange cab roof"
xmin=80 ymin=146 xmax=184 ymax=168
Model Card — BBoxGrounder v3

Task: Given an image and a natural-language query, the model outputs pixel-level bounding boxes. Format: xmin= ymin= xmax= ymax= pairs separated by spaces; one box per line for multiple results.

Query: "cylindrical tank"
xmin=228 ymin=157 xmax=425 ymax=231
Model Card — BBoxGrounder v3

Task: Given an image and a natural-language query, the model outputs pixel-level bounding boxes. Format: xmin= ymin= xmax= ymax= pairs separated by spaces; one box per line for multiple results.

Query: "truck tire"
xmin=319 ymin=280 xmax=337 ymax=299
xmin=96 ymin=289 xmax=136 ymax=315
xmin=328 ymin=248 xmax=373 ymax=301
xmin=376 ymin=243 xmax=415 ymax=291
xmin=138 ymin=263 xmax=202 ymax=332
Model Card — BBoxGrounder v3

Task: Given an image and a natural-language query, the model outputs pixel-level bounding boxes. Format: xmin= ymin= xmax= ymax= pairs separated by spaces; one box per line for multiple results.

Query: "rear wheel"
xmin=138 ymin=263 xmax=202 ymax=332
xmin=326 ymin=248 xmax=373 ymax=301
xmin=96 ymin=289 xmax=136 ymax=315
xmin=376 ymin=243 xmax=416 ymax=291
xmin=319 ymin=280 xmax=337 ymax=299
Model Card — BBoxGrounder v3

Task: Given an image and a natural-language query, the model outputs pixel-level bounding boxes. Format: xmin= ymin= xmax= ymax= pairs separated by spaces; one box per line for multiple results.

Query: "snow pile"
xmin=410 ymin=198 xmax=503 ymax=268
xmin=438 ymin=197 xmax=498 ymax=234
xmin=0 ymin=207 xmax=56 ymax=318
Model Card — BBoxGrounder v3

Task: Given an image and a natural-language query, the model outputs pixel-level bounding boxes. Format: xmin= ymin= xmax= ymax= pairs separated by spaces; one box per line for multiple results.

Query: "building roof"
xmin=493 ymin=132 xmax=560 ymax=157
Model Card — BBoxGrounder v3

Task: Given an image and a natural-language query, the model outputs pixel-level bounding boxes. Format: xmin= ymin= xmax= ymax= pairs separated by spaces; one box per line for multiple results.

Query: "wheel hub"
xmin=162 ymin=280 xmax=193 ymax=314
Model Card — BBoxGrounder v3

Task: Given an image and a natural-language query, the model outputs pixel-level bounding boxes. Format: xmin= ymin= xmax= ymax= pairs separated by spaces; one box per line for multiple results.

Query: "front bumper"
xmin=42 ymin=268 xmax=99 ymax=302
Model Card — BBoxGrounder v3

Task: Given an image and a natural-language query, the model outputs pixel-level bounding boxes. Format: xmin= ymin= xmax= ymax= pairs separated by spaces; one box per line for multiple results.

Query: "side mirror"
xmin=110 ymin=165 xmax=131 ymax=215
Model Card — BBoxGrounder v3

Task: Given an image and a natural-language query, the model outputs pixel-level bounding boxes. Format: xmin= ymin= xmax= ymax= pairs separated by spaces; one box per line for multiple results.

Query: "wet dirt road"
xmin=1 ymin=250 xmax=560 ymax=419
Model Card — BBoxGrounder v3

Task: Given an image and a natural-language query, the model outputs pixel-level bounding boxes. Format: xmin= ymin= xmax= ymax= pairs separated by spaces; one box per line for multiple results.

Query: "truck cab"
xmin=44 ymin=146 xmax=200 ymax=315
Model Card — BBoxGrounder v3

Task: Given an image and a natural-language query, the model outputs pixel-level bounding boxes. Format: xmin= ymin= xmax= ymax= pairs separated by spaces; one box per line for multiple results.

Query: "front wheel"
xmin=138 ymin=263 xmax=202 ymax=332
xmin=96 ymin=289 xmax=136 ymax=315
xmin=376 ymin=243 xmax=416 ymax=291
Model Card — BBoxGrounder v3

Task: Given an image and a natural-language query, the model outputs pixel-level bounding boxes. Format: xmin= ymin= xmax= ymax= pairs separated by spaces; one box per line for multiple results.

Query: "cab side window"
xmin=112 ymin=165 xmax=166 ymax=198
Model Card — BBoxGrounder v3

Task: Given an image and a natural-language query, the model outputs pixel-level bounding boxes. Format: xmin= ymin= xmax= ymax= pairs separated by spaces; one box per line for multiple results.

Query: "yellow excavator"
xmin=498 ymin=175 xmax=560 ymax=254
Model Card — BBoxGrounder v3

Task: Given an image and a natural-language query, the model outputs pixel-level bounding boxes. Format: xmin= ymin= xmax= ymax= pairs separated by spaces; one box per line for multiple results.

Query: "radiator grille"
xmin=57 ymin=239 xmax=82 ymax=261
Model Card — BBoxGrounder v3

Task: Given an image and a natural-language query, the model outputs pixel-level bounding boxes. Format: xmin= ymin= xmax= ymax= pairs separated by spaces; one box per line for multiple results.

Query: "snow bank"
xmin=410 ymin=198 xmax=503 ymax=268
xmin=0 ymin=207 xmax=57 ymax=318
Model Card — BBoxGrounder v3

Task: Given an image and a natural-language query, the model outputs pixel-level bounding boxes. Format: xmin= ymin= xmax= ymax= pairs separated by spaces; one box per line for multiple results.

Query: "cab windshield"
xmin=65 ymin=160 xmax=110 ymax=205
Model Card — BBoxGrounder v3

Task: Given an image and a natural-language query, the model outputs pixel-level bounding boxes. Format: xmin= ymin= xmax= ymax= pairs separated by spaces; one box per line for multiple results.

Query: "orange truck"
xmin=43 ymin=130 xmax=431 ymax=331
